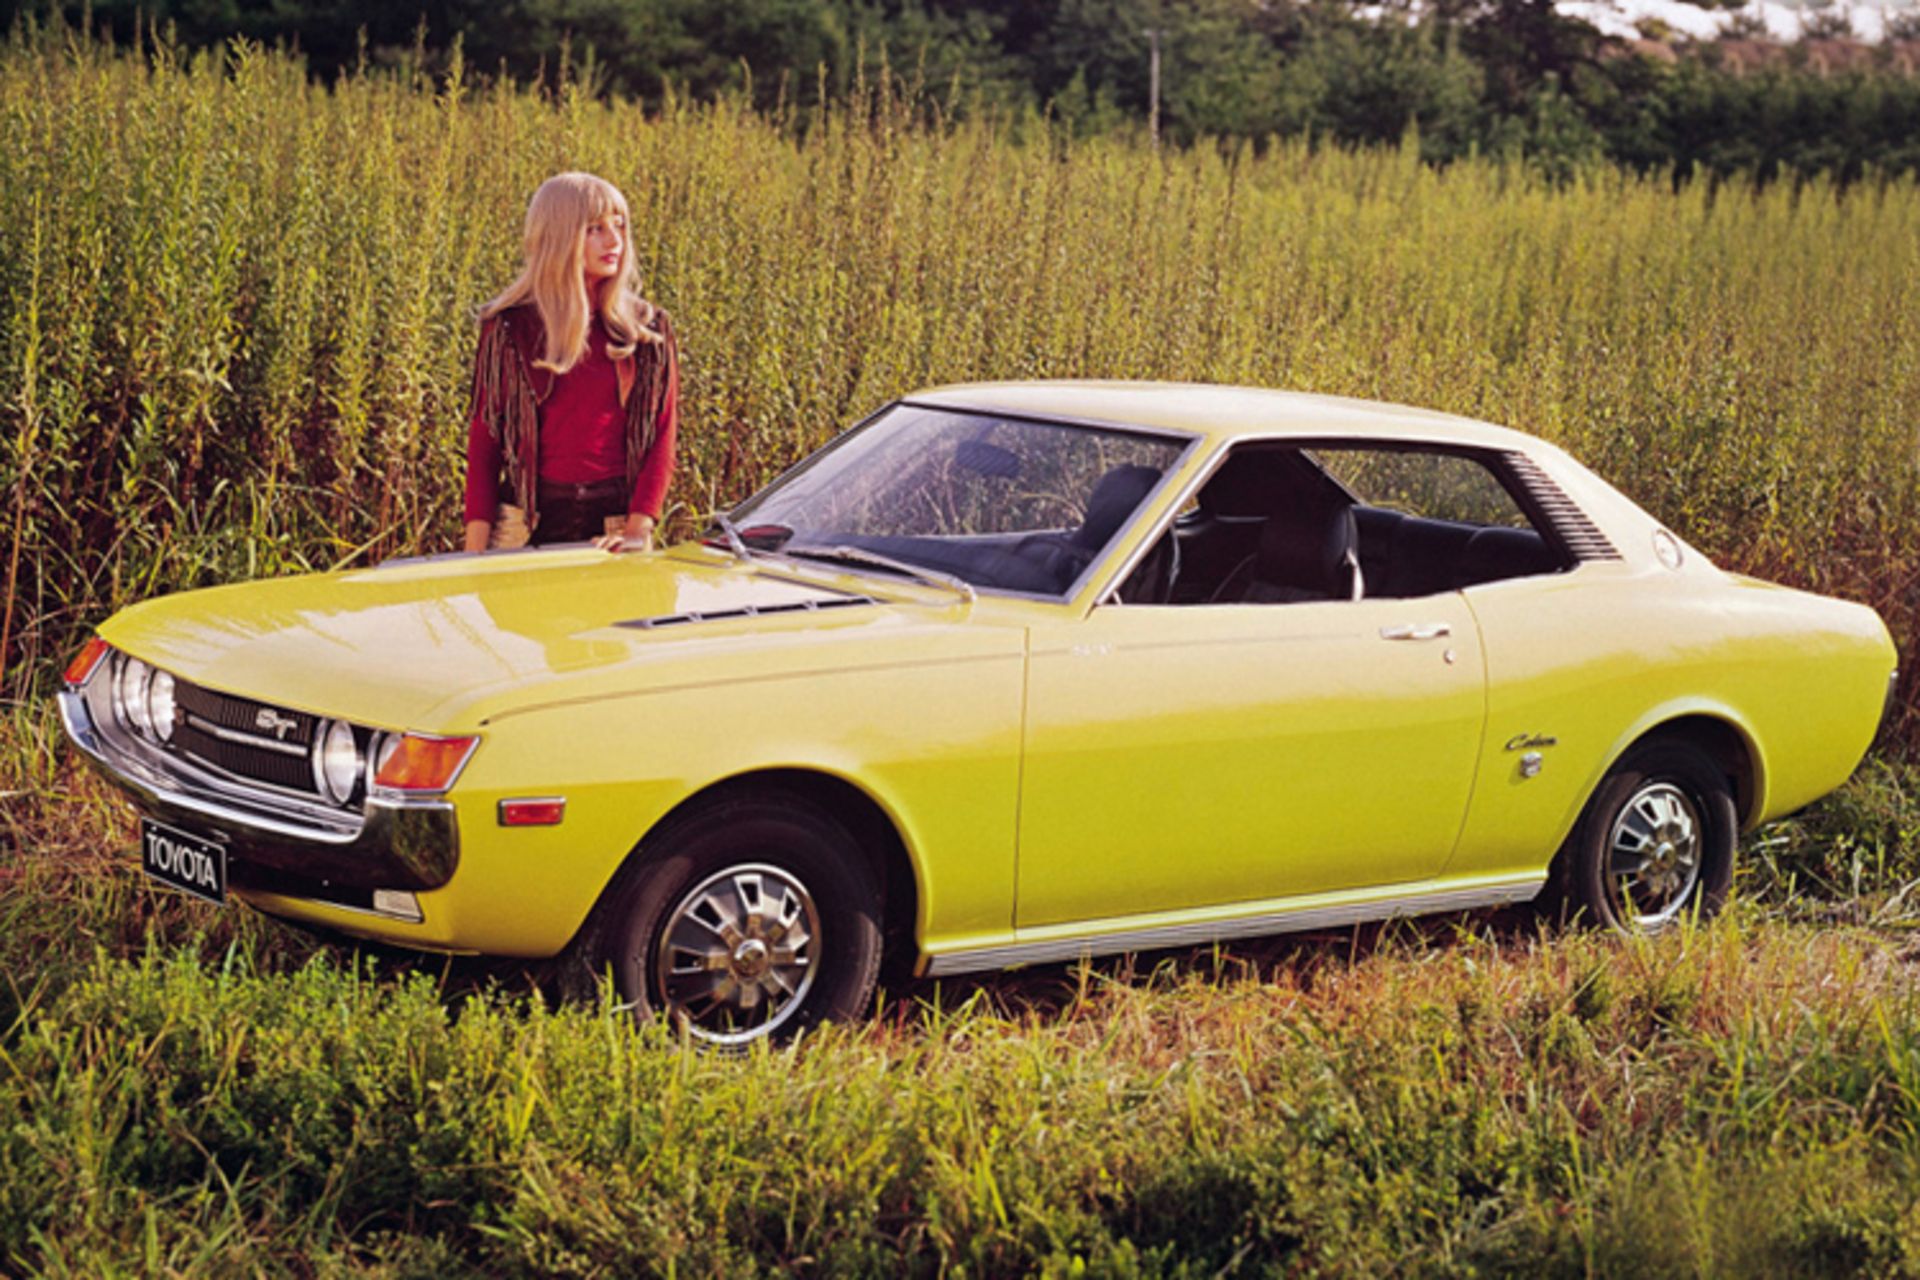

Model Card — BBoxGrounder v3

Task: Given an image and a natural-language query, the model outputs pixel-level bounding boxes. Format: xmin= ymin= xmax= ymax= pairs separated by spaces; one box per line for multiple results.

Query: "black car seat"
xmin=1212 ymin=497 xmax=1364 ymax=603
xmin=1074 ymin=465 xmax=1160 ymax=551
xmin=1016 ymin=463 xmax=1162 ymax=592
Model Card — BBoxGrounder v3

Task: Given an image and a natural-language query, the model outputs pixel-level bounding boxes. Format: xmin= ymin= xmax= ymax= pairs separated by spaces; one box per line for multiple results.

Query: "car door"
xmin=1015 ymin=592 xmax=1486 ymax=929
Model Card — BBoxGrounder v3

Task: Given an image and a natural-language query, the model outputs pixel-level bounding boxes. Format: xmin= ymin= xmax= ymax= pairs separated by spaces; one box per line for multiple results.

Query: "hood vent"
xmin=617 ymin=594 xmax=878 ymax=631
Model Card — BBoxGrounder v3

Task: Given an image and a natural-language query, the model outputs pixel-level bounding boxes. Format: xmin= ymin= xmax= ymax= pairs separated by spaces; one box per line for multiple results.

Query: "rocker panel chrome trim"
xmin=921 ymin=878 xmax=1545 ymax=977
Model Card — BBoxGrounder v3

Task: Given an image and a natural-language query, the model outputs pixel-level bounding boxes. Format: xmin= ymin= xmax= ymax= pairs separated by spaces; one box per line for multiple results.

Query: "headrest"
xmin=1256 ymin=498 xmax=1357 ymax=597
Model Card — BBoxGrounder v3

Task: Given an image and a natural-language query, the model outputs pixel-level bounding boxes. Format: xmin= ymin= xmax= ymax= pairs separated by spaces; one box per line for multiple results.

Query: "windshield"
xmin=730 ymin=404 xmax=1191 ymax=596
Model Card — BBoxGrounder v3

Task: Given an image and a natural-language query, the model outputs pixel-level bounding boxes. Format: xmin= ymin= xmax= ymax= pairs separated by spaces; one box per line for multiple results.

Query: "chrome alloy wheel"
xmin=654 ymin=862 xmax=821 ymax=1044
xmin=1605 ymin=781 xmax=1703 ymax=929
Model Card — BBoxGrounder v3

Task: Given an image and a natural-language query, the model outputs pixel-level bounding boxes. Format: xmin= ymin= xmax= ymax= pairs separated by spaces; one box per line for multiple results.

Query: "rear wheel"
xmin=584 ymin=795 xmax=883 ymax=1045
xmin=1560 ymin=742 xmax=1736 ymax=933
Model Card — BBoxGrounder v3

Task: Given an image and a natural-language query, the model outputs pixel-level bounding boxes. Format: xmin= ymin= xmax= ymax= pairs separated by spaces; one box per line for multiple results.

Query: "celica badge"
xmin=255 ymin=708 xmax=300 ymax=740
xmin=1505 ymin=732 xmax=1558 ymax=751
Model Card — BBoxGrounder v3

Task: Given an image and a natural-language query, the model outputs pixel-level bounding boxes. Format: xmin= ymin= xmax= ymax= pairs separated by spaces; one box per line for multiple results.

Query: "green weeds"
xmin=5 ymin=893 xmax=1920 ymax=1275
xmin=4 ymin=712 xmax=1920 ymax=1274
xmin=0 ymin=31 xmax=1915 ymax=746
xmin=4 ymin=26 xmax=1920 ymax=1276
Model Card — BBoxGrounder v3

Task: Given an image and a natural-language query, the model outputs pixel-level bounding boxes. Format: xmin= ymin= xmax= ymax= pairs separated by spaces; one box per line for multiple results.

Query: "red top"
xmin=463 ymin=319 xmax=678 ymax=524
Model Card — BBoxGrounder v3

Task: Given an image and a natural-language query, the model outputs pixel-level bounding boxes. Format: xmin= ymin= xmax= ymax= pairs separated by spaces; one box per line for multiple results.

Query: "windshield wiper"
xmin=706 ymin=511 xmax=753 ymax=562
xmin=783 ymin=544 xmax=977 ymax=605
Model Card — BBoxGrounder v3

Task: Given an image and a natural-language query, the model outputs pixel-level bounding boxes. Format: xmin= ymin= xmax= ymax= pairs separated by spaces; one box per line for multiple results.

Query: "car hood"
xmin=97 ymin=546 xmax=996 ymax=732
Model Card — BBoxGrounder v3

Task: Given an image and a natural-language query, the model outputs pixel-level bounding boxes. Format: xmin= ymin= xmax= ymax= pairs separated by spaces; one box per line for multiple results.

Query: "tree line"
xmin=16 ymin=0 xmax=1920 ymax=180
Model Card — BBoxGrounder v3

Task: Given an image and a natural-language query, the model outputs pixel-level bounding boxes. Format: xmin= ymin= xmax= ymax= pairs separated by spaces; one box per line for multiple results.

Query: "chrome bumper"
xmin=58 ymin=687 xmax=459 ymax=893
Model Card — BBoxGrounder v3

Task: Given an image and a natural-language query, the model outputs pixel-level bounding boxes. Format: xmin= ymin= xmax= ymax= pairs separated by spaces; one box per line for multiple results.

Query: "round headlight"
xmin=118 ymin=658 xmax=154 ymax=737
xmin=147 ymin=670 xmax=177 ymax=741
xmin=314 ymin=719 xmax=362 ymax=804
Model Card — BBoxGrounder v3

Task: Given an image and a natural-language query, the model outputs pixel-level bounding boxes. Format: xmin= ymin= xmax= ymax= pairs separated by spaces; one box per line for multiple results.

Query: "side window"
xmin=1314 ymin=449 xmax=1531 ymax=530
xmin=1118 ymin=444 xmax=1566 ymax=605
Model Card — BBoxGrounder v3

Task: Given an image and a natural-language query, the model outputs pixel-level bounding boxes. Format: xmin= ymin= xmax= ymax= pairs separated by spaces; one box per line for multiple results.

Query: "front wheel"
xmin=1560 ymin=742 xmax=1737 ymax=933
xmin=587 ymin=795 xmax=883 ymax=1045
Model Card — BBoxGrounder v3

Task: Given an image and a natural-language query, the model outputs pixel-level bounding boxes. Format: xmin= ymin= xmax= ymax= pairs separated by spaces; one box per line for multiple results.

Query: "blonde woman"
xmin=463 ymin=172 xmax=679 ymax=552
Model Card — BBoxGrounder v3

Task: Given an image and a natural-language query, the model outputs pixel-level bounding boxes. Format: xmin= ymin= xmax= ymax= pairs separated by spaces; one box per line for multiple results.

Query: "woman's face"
xmin=581 ymin=212 xmax=626 ymax=285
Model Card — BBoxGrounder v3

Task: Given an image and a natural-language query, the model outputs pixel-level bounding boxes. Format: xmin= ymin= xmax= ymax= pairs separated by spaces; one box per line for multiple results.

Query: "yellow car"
xmin=60 ymin=383 xmax=1898 ymax=1043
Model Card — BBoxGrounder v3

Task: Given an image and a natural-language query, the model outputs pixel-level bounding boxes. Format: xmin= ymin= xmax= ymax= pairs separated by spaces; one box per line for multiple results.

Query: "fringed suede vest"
xmin=469 ymin=302 xmax=677 ymax=530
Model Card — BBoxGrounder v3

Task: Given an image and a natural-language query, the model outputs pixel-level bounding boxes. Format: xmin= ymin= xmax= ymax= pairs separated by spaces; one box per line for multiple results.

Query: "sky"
xmin=1557 ymin=0 xmax=1914 ymax=40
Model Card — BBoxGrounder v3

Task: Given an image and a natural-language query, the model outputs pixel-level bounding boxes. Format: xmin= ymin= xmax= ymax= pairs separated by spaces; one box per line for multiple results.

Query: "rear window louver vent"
xmin=1504 ymin=453 xmax=1622 ymax=562
xmin=617 ymin=595 xmax=878 ymax=631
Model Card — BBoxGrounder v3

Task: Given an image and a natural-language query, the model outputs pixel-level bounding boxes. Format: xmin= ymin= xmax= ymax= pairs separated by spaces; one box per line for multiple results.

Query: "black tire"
xmin=571 ymin=793 xmax=883 ymax=1044
xmin=1557 ymin=741 xmax=1737 ymax=933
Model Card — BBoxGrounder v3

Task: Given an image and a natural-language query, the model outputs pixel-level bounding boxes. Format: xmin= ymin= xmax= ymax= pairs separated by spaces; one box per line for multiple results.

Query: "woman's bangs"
xmin=585 ymin=181 xmax=627 ymax=225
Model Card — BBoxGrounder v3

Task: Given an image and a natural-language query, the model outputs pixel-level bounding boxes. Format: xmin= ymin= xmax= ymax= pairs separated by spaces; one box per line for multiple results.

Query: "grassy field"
xmin=5 ymin=27 xmax=1920 ymax=1277
xmin=3 ymin=712 xmax=1918 ymax=1276
xmin=0 ymin=28 xmax=1915 ymax=737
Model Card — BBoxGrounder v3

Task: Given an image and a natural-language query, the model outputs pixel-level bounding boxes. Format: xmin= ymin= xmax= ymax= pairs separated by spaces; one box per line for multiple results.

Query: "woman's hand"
xmin=594 ymin=512 xmax=655 ymax=552
xmin=464 ymin=520 xmax=492 ymax=553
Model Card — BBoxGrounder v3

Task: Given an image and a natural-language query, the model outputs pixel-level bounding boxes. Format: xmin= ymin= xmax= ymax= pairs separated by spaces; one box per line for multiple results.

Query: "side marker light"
xmin=499 ymin=798 xmax=566 ymax=827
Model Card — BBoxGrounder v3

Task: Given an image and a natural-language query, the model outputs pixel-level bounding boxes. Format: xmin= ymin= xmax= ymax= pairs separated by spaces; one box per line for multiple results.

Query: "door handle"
xmin=1380 ymin=623 xmax=1452 ymax=641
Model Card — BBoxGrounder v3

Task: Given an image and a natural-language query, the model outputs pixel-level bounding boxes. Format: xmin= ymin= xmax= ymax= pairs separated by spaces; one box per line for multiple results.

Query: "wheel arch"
xmin=1601 ymin=705 xmax=1768 ymax=831
xmin=1538 ymin=704 xmax=1762 ymax=917
xmin=578 ymin=765 xmax=925 ymax=972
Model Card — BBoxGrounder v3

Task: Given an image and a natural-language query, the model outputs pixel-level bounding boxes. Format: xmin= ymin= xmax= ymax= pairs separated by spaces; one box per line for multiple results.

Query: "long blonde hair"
xmin=480 ymin=172 xmax=662 ymax=373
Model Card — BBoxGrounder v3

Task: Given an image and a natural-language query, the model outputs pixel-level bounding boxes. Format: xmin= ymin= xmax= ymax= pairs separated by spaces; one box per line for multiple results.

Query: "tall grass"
xmin=7 ymin=27 xmax=1920 ymax=1275
xmin=0 ymin=26 xmax=1915 ymax=741
xmin=8 ymin=859 xmax=1920 ymax=1273
xmin=3 ymin=691 xmax=1918 ymax=1274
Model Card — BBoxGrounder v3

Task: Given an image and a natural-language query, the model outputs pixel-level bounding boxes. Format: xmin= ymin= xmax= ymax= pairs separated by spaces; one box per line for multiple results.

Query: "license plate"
xmin=140 ymin=818 xmax=227 ymax=906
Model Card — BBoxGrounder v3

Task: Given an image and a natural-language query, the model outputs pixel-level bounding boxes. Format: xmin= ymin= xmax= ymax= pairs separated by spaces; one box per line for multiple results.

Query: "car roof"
xmin=907 ymin=381 xmax=1541 ymax=453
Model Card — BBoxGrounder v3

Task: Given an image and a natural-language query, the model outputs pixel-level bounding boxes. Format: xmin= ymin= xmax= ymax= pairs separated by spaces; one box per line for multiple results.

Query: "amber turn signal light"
xmin=63 ymin=636 xmax=111 ymax=687
xmin=372 ymin=734 xmax=478 ymax=792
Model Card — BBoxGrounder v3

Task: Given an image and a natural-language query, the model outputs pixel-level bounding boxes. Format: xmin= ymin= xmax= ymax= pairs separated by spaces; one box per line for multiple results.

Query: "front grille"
xmin=172 ymin=681 xmax=319 ymax=795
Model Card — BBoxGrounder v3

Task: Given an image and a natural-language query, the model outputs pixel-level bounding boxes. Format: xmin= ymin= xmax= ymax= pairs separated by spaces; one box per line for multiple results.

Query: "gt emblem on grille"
xmin=255 ymin=708 xmax=300 ymax=740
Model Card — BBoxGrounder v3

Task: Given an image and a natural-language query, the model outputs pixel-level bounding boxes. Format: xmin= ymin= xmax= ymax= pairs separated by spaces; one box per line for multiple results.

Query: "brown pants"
xmin=489 ymin=504 xmax=625 ymax=549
